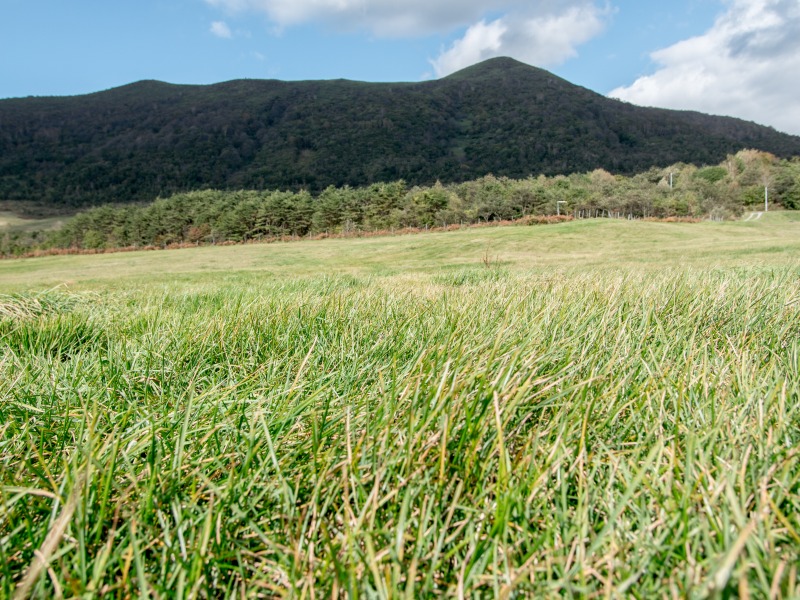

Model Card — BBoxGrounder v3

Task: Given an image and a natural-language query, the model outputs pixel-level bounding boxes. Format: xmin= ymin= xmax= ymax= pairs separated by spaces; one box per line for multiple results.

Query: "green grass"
xmin=1 ymin=215 xmax=799 ymax=597
xmin=1 ymin=212 xmax=800 ymax=294
xmin=0 ymin=211 xmax=65 ymax=234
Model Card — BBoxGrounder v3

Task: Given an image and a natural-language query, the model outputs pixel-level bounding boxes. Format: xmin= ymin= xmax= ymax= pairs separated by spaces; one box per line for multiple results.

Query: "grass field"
xmin=1 ymin=214 xmax=799 ymax=597
xmin=0 ymin=211 xmax=65 ymax=235
xmin=2 ymin=212 xmax=800 ymax=294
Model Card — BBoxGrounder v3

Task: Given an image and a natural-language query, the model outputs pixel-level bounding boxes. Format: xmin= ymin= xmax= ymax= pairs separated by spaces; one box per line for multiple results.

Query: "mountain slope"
xmin=2 ymin=57 xmax=799 ymax=210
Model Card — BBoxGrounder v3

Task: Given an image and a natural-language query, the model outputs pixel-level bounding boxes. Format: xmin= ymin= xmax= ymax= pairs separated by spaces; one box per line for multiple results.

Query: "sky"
xmin=1 ymin=0 xmax=799 ymax=135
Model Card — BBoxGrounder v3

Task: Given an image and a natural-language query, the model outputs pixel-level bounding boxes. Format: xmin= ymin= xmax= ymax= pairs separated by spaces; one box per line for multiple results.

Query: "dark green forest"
xmin=3 ymin=58 xmax=800 ymax=212
xmin=3 ymin=150 xmax=798 ymax=256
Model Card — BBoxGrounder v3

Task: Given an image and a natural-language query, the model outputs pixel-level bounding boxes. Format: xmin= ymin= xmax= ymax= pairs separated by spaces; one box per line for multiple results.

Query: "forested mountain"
xmin=2 ymin=57 xmax=800 ymax=211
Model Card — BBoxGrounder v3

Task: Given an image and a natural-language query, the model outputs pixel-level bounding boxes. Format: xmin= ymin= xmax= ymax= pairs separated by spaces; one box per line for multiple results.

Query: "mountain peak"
xmin=443 ymin=57 xmax=542 ymax=80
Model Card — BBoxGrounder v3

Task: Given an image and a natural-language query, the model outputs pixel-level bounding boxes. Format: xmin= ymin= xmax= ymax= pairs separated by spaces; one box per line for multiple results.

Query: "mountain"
xmin=2 ymin=57 xmax=800 ymax=211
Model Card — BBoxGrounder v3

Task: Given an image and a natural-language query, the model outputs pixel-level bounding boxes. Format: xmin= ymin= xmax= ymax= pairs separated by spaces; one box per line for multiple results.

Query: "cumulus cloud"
xmin=205 ymin=0 xmax=511 ymax=36
xmin=610 ymin=0 xmax=800 ymax=135
xmin=431 ymin=4 xmax=607 ymax=77
xmin=210 ymin=20 xmax=233 ymax=38
xmin=205 ymin=0 xmax=608 ymax=43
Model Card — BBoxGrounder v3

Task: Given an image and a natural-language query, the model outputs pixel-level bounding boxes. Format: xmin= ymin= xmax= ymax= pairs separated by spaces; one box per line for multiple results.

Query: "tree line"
xmin=2 ymin=150 xmax=799 ymax=256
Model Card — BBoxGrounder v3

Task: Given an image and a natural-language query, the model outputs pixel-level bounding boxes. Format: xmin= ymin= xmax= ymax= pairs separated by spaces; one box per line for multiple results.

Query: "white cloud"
xmin=431 ymin=4 xmax=607 ymax=77
xmin=431 ymin=20 xmax=507 ymax=77
xmin=204 ymin=0 xmax=607 ymax=39
xmin=205 ymin=0 xmax=500 ymax=36
xmin=210 ymin=20 xmax=233 ymax=38
xmin=610 ymin=0 xmax=800 ymax=135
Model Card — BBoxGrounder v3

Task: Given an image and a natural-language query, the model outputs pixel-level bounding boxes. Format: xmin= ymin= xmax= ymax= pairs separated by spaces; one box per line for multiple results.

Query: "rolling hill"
xmin=2 ymin=57 xmax=800 ymax=211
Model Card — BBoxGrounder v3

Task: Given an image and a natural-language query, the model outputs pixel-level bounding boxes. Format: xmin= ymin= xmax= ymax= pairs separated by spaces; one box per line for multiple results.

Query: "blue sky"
xmin=2 ymin=0 xmax=799 ymax=134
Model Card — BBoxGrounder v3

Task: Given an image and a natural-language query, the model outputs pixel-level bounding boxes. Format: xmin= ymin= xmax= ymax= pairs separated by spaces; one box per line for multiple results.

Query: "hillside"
xmin=2 ymin=57 xmax=800 ymax=211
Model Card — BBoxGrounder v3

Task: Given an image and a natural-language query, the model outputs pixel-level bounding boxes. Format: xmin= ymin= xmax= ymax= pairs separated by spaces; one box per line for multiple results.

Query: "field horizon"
xmin=2 ymin=211 xmax=800 ymax=293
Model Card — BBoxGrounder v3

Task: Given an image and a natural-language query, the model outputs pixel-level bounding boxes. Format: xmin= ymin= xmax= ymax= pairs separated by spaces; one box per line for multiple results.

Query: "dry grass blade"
xmin=12 ymin=471 xmax=86 ymax=600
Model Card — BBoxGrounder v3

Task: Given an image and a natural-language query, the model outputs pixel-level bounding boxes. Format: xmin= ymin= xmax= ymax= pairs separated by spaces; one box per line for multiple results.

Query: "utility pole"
xmin=669 ymin=172 xmax=673 ymax=190
xmin=765 ymin=185 xmax=769 ymax=212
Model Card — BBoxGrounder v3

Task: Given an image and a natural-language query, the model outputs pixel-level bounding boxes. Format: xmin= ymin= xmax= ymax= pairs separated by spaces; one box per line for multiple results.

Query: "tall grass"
xmin=1 ymin=267 xmax=799 ymax=597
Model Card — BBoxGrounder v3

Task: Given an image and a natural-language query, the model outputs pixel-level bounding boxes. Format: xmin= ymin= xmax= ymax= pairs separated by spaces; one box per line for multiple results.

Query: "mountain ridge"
xmin=2 ymin=57 xmax=799 ymax=210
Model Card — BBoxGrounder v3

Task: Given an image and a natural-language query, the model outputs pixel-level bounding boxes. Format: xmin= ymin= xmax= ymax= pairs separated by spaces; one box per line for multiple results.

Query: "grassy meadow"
xmin=0 ymin=212 xmax=65 ymax=234
xmin=1 ymin=214 xmax=799 ymax=597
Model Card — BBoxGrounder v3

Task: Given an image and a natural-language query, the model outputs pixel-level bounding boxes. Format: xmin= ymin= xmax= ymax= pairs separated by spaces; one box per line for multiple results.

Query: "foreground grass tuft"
xmin=1 ymin=268 xmax=799 ymax=597
xmin=0 ymin=289 xmax=80 ymax=320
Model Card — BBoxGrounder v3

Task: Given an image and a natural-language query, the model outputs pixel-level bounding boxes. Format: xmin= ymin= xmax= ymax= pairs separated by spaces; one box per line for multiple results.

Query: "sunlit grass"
xmin=2 ymin=212 xmax=800 ymax=293
xmin=2 ymin=262 xmax=799 ymax=597
xmin=0 ymin=212 xmax=64 ymax=233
